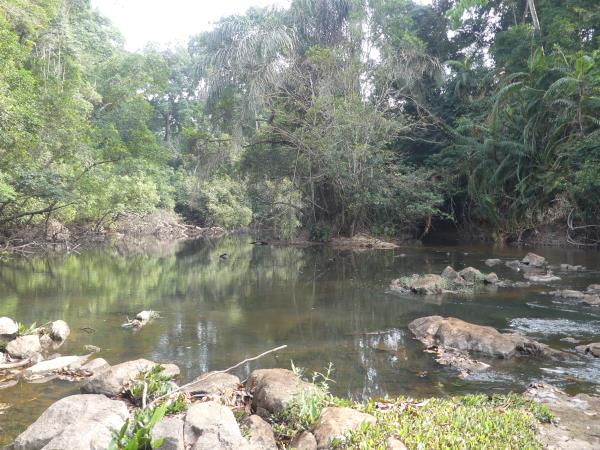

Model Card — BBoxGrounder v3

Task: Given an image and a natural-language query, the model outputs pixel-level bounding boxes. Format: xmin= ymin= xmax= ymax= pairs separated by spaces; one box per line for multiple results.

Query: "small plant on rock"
xmin=272 ymin=362 xmax=335 ymax=442
xmin=128 ymin=365 xmax=187 ymax=414
xmin=16 ymin=321 xmax=37 ymax=336
xmin=109 ymin=402 xmax=167 ymax=450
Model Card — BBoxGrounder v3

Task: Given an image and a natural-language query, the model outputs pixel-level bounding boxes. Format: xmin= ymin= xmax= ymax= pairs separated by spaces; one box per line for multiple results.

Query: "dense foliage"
xmin=1 ymin=0 xmax=599 ymax=243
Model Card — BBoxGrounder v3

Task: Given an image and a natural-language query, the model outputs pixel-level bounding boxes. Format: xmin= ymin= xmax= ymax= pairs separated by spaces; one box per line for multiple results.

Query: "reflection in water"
xmin=1 ymin=236 xmax=600 ymax=443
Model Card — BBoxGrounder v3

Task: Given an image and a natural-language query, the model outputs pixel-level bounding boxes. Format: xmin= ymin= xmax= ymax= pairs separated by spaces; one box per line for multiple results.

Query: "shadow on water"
xmin=1 ymin=235 xmax=600 ymax=443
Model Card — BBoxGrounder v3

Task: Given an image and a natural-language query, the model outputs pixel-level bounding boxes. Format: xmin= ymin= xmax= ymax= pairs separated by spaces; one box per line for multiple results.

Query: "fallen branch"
xmin=148 ymin=344 xmax=287 ymax=408
xmin=0 ymin=357 xmax=32 ymax=370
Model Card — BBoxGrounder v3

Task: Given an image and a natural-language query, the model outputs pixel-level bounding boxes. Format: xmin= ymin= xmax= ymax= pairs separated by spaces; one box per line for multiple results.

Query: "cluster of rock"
xmin=408 ymin=316 xmax=571 ymax=377
xmin=0 ymin=317 xmax=71 ymax=369
xmin=390 ymin=265 xmax=498 ymax=295
xmin=10 ymin=365 xmax=381 ymax=450
xmin=544 ymin=285 xmax=600 ymax=307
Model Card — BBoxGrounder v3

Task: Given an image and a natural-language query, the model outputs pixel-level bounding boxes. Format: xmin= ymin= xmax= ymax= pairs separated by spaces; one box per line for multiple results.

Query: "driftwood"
xmin=0 ymin=357 xmax=32 ymax=370
xmin=148 ymin=344 xmax=287 ymax=408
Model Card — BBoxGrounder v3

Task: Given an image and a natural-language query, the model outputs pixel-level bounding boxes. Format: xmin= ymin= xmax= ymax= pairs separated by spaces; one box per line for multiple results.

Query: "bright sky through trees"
xmin=91 ymin=0 xmax=292 ymax=50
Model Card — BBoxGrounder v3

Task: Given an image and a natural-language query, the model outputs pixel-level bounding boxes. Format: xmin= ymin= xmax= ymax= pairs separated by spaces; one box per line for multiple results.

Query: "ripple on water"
xmin=509 ymin=318 xmax=600 ymax=336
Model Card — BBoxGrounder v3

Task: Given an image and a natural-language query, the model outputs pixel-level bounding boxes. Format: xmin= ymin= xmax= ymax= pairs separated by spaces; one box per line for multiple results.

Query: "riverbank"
xmin=6 ymin=354 xmax=599 ymax=449
xmin=0 ymin=210 xmax=226 ymax=257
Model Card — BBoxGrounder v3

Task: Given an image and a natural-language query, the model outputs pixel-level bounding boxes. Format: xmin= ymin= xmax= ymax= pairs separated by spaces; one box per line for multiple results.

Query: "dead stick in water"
xmin=148 ymin=344 xmax=287 ymax=408
xmin=0 ymin=357 xmax=32 ymax=370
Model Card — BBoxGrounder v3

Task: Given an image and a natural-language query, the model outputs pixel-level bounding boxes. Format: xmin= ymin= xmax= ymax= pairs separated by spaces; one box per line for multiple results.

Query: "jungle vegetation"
xmin=1 ymin=0 xmax=599 ymax=244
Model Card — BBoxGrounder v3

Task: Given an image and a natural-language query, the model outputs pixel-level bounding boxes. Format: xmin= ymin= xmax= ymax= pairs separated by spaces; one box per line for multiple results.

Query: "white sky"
xmin=91 ymin=0 xmax=292 ymax=51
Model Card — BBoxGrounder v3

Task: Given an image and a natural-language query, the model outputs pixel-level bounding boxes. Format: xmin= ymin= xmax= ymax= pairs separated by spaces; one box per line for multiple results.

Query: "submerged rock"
xmin=523 ymin=272 xmax=561 ymax=283
xmin=586 ymin=284 xmax=600 ymax=295
xmin=522 ymin=252 xmax=547 ymax=267
xmin=560 ymin=264 xmax=586 ymax=272
xmin=247 ymin=368 xmax=318 ymax=415
xmin=575 ymin=343 xmax=600 ymax=357
xmin=312 ymin=407 xmax=376 ymax=449
xmin=484 ymin=258 xmax=502 ymax=267
xmin=431 ymin=347 xmax=490 ymax=378
xmin=11 ymin=394 xmax=128 ymax=450
xmin=548 ymin=289 xmax=586 ymax=299
xmin=24 ymin=355 xmax=89 ymax=376
xmin=408 ymin=316 xmax=568 ymax=360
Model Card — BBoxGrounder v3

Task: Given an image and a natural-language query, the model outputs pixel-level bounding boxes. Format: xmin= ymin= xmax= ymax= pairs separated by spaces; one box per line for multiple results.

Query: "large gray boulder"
xmin=441 ymin=266 xmax=464 ymax=284
xmin=184 ymin=401 xmax=247 ymax=450
xmin=0 ymin=317 xmax=18 ymax=340
xmin=81 ymin=358 xmax=179 ymax=396
xmin=408 ymin=316 xmax=568 ymax=360
xmin=390 ymin=274 xmax=445 ymax=295
xmin=522 ymin=252 xmax=547 ymax=267
xmin=182 ymin=372 xmax=240 ymax=396
xmin=244 ymin=415 xmax=277 ymax=450
xmin=151 ymin=415 xmax=185 ymax=450
xmin=11 ymin=394 xmax=128 ymax=450
xmin=49 ymin=320 xmax=70 ymax=342
xmin=6 ymin=335 xmax=41 ymax=359
xmin=458 ymin=267 xmax=484 ymax=283
xmin=312 ymin=407 xmax=376 ymax=449
xmin=246 ymin=368 xmax=318 ymax=415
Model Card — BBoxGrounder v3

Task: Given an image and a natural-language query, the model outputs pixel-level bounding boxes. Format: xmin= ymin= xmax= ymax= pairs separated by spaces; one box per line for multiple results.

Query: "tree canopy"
xmin=1 ymin=0 xmax=599 ymax=244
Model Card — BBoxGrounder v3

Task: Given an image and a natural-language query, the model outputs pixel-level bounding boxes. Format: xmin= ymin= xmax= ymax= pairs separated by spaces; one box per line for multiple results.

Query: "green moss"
xmin=332 ymin=393 xmax=551 ymax=449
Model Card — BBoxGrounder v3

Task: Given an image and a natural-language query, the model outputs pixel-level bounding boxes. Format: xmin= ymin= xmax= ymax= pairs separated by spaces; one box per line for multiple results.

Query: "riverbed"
xmin=1 ymin=236 xmax=599 ymax=444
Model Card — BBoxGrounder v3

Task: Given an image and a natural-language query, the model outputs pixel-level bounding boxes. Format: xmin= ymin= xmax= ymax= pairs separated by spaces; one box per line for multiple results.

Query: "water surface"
xmin=1 ymin=236 xmax=599 ymax=443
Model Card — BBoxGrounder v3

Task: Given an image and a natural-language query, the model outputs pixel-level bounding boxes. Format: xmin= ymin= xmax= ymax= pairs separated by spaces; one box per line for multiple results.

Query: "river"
xmin=1 ymin=235 xmax=599 ymax=444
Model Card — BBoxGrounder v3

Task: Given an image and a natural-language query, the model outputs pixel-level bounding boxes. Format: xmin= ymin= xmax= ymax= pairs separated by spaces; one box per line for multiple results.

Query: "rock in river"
xmin=408 ymin=316 xmax=568 ymax=360
xmin=6 ymin=335 xmax=41 ymax=359
xmin=390 ymin=274 xmax=445 ymax=295
xmin=484 ymin=258 xmax=502 ymax=267
xmin=11 ymin=394 xmax=129 ymax=450
xmin=521 ymin=252 xmax=547 ymax=267
xmin=49 ymin=320 xmax=70 ymax=342
xmin=0 ymin=316 xmax=18 ymax=340
xmin=575 ymin=343 xmax=600 ymax=357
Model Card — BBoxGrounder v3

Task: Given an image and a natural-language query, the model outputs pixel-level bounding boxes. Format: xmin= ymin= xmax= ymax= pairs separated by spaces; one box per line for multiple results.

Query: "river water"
xmin=1 ymin=236 xmax=599 ymax=443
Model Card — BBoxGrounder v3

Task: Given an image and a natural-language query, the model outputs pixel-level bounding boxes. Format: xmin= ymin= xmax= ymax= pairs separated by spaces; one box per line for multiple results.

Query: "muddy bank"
xmin=0 ymin=210 xmax=225 ymax=256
